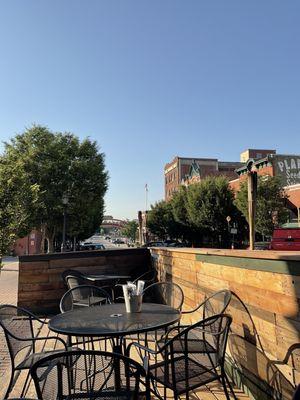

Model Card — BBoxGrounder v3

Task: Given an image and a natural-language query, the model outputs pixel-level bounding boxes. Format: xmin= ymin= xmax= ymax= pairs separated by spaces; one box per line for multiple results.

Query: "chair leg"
xmin=20 ymin=369 xmax=31 ymax=397
xmin=225 ymin=373 xmax=238 ymax=400
xmin=221 ymin=375 xmax=231 ymax=400
xmin=4 ymin=369 xmax=15 ymax=399
xmin=163 ymin=384 xmax=167 ymax=400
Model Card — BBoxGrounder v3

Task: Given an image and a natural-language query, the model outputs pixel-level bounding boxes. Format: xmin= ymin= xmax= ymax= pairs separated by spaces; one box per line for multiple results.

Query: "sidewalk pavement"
xmin=0 ymin=257 xmax=19 ymax=394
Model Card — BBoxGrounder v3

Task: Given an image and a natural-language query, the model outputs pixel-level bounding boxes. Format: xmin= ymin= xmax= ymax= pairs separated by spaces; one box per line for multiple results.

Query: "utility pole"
xmin=247 ymin=160 xmax=257 ymax=250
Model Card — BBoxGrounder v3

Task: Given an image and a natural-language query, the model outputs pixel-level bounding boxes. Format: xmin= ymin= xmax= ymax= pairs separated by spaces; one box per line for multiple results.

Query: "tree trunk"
xmin=40 ymin=224 xmax=46 ymax=253
xmin=45 ymin=226 xmax=56 ymax=253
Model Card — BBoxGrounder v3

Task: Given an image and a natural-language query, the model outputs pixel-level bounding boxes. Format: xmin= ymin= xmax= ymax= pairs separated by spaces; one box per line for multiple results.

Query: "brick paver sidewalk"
xmin=0 ymin=257 xmax=19 ymax=398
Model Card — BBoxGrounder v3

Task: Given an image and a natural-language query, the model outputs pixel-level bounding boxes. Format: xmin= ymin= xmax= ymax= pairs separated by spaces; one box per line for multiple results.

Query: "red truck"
xmin=270 ymin=227 xmax=300 ymax=251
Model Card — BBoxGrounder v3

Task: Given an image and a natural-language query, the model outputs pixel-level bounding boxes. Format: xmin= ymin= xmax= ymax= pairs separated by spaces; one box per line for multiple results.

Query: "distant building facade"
xmin=239 ymin=149 xmax=276 ymax=163
xmin=164 ymin=156 xmax=242 ymax=201
xmin=164 ymin=149 xmax=300 ymax=222
xmin=230 ymin=152 xmax=300 ymax=220
xmin=100 ymin=215 xmax=127 ymax=237
xmin=14 ymin=229 xmax=42 ymax=256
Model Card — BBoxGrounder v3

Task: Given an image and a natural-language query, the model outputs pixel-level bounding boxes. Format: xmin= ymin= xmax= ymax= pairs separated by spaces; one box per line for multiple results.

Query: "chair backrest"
xmin=168 ymin=314 xmax=232 ymax=366
xmin=62 ymin=269 xmax=86 ymax=289
xmin=60 ymin=285 xmax=112 ymax=313
xmin=202 ymin=290 xmax=232 ymax=319
xmin=30 ymin=350 xmax=147 ymax=400
xmin=133 ymin=269 xmax=157 ymax=286
xmin=143 ymin=281 xmax=184 ymax=311
xmin=0 ymin=304 xmax=37 ymax=362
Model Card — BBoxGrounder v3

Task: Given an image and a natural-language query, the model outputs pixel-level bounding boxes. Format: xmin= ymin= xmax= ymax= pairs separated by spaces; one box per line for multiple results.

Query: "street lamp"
xmin=61 ymin=194 xmax=69 ymax=252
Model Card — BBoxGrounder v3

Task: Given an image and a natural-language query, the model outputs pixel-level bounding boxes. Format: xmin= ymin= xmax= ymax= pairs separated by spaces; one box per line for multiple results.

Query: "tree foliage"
xmin=121 ymin=220 xmax=138 ymax=242
xmin=1 ymin=125 xmax=108 ymax=252
xmin=235 ymin=176 xmax=289 ymax=237
xmin=147 ymin=201 xmax=182 ymax=241
xmin=185 ymin=177 xmax=239 ymax=244
xmin=147 ymin=176 xmax=246 ymax=247
xmin=0 ymin=163 xmax=39 ymax=257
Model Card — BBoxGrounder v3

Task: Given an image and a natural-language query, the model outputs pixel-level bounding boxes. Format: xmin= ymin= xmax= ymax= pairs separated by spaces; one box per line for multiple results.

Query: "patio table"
xmin=49 ymin=303 xmax=180 ymax=353
xmin=84 ymin=274 xmax=131 ymax=282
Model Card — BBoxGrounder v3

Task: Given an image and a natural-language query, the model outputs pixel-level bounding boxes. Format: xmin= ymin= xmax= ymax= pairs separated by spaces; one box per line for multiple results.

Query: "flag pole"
xmin=145 ymin=183 xmax=148 ymax=211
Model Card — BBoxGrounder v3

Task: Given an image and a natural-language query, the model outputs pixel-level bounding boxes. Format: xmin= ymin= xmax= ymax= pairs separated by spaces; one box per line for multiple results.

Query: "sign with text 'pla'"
xmin=274 ymin=156 xmax=300 ymax=186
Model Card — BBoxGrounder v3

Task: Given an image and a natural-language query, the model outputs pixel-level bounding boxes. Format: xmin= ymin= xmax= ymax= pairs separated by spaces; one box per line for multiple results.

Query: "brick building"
xmin=164 ymin=149 xmax=300 ymax=222
xmin=230 ymin=152 xmax=300 ymax=221
xmin=13 ymin=229 xmax=42 ymax=256
xmin=164 ymin=156 xmax=242 ymax=200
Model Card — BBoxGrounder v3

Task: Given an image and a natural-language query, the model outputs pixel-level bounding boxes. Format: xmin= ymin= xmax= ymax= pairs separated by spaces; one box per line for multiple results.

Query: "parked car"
xmin=270 ymin=227 xmax=300 ymax=251
xmin=113 ymin=239 xmax=125 ymax=244
xmin=80 ymin=242 xmax=105 ymax=251
xmin=164 ymin=240 xmax=188 ymax=247
xmin=253 ymin=242 xmax=271 ymax=250
xmin=141 ymin=241 xmax=165 ymax=248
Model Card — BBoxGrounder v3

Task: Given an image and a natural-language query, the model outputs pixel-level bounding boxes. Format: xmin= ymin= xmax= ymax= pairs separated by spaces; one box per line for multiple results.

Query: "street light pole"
xmin=61 ymin=194 xmax=69 ymax=252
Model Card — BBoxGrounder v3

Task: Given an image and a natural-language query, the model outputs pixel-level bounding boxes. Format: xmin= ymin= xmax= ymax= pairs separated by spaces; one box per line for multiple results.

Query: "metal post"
xmin=62 ymin=206 xmax=67 ymax=252
xmin=61 ymin=194 xmax=69 ymax=252
xmin=247 ymin=170 xmax=257 ymax=250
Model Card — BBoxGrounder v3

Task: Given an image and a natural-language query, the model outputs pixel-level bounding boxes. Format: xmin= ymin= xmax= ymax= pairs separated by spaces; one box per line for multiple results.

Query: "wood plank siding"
xmin=151 ymin=248 xmax=300 ymax=400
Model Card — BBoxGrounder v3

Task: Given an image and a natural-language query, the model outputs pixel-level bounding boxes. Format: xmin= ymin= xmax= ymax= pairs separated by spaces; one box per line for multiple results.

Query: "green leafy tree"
xmin=170 ymin=186 xmax=195 ymax=242
xmin=235 ymin=176 xmax=289 ymax=237
xmin=0 ymin=162 xmax=39 ymax=257
xmin=2 ymin=125 xmax=108 ymax=252
xmin=185 ymin=176 xmax=240 ymax=246
xmin=121 ymin=220 xmax=138 ymax=242
xmin=147 ymin=200 xmax=181 ymax=240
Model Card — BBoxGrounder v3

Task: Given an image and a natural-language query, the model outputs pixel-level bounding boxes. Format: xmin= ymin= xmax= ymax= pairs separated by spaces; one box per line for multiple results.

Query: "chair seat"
xmin=73 ymin=296 xmax=107 ymax=307
xmin=158 ymin=337 xmax=217 ymax=354
xmin=63 ymin=390 xmax=144 ymax=399
xmin=149 ymin=355 xmax=217 ymax=395
xmin=16 ymin=347 xmax=78 ymax=370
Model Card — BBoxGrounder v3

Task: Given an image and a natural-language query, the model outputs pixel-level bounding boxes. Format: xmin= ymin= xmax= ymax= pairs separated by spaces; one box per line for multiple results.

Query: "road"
xmin=86 ymin=236 xmax=132 ymax=250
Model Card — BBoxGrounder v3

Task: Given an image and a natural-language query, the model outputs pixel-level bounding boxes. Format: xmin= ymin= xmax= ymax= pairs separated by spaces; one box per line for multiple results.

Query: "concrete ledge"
xmin=19 ymin=247 xmax=149 ymax=262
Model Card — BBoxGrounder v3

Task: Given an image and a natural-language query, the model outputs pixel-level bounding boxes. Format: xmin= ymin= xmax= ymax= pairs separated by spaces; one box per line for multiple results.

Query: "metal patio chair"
xmin=62 ymin=269 xmax=87 ymax=290
xmin=0 ymin=304 xmax=68 ymax=399
xmin=60 ymin=285 xmax=112 ymax=313
xmin=30 ymin=349 xmax=150 ymax=400
xmin=60 ymin=285 xmax=113 ymax=351
xmin=159 ymin=289 xmax=232 ymax=346
xmin=132 ymin=269 xmax=157 ymax=286
xmin=127 ymin=314 xmax=235 ymax=400
xmin=134 ymin=281 xmax=184 ymax=350
xmin=142 ymin=281 xmax=184 ymax=311
xmin=113 ymin=268 xmax=158 ymax=302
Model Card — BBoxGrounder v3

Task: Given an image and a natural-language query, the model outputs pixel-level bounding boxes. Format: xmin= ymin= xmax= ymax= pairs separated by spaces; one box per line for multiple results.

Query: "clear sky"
xmin=1 ymin=1 xmax=300 ymax=219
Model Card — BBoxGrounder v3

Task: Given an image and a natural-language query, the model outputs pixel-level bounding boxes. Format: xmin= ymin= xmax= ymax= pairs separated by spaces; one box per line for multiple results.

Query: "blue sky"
xmin=1 ymin=1 xmax=300 ymax=219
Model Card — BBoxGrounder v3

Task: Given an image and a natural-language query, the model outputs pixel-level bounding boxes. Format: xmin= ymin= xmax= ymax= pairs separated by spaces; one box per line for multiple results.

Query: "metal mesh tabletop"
xmin=49 ymin=303 xmax=180 ymax=337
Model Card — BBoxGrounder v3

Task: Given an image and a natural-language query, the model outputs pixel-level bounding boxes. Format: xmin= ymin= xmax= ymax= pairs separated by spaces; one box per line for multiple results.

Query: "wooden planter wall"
xmin=151 ymin=248 xmax=300 ymax=400
xmin=18 ymin=248 xmax=150 ymax=314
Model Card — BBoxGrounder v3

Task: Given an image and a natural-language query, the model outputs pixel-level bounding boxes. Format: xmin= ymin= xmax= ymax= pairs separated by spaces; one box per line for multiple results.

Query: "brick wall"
xmin=18 ymin=248 xmax=150 ymax=314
